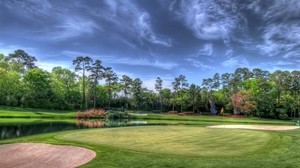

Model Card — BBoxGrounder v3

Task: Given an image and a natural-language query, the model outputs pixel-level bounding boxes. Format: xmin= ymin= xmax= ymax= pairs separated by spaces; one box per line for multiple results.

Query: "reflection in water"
xmin=0 ymin=119 xmax=148 ymax=140
xmin=75 ymin=119 xmax=148 ymax=128
xmin=0 ymin=122 xmax=81 ymax=140
xmin=76 ymin=119 xmax=105 ymax=127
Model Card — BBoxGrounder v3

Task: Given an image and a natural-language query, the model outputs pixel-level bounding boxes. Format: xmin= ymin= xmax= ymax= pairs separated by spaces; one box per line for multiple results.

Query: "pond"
xmin=0 ymin=119 xmax=148 ymax=140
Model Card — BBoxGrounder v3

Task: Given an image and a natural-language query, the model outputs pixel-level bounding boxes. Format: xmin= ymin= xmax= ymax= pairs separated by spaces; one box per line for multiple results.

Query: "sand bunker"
xmin=207 ymin=125 xmax=300 ymax=131
xmin=0 ymin=143 xmax=96 ymax=168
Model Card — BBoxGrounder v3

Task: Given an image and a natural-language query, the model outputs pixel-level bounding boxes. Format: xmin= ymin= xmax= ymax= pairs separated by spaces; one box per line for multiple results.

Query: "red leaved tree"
xmin=231 ymin=91 xmax=256 ymax=115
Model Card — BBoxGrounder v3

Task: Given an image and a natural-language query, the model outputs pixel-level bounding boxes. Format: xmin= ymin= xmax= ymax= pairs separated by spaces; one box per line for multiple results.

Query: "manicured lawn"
xmin=0 ymin=118 xmax=75 ymax=125
xmin=1 ymin=125 xmax=299 ymax=168
xmin=57 ymin=126 xmax=281 ymax=157
xmin=135 ymin=113 xmax=295 ymax=125
xmin=0 ymin=106 xmax=76 ymax=118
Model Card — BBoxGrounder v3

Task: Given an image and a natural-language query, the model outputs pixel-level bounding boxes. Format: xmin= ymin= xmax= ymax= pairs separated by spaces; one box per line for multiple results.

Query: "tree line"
xmin=0 ymin=49 xmax=299 ymax=119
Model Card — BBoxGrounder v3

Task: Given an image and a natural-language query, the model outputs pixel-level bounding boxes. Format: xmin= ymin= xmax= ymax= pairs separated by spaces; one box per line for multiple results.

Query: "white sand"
xmin=207 ymin=125 xmax=300 ymax=131
xmin=0 ymin=143 xmax=96 ymax=168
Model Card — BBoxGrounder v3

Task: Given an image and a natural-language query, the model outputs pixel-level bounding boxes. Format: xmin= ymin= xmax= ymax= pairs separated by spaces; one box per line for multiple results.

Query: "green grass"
xmin=0 ymin=118 xmax=75 ymax=125
xmin=1 ymin=125 xmax=300 ymax=168
xmin=0 ymin=107 xmax=299 ymax=167
xmin=135 ymin=113 xmax=294 ymax=125
xmin=0 ymin=106 xmax=76 ymax=118
xmin=57 ymin=126 xmax=283 ymax=157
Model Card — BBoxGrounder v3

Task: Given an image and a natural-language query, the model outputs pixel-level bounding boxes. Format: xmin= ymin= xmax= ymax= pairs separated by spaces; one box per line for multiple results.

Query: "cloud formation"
xmin=1 ymin=0 xmax=299 ymax=87
xmin=170 ymin=0 xmax=246 ymax=43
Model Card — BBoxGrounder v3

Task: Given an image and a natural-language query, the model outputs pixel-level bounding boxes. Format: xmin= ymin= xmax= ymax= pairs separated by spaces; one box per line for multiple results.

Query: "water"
xmin=0 ymin=119 xmax=148 ymax=140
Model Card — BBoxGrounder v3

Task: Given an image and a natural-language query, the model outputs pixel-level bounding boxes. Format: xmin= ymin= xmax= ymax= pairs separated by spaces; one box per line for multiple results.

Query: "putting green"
xmin=57 ymin=126 xmax=285 ymax=157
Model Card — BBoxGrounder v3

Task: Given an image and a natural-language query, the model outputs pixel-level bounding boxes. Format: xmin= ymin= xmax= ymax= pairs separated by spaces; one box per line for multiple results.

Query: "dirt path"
xmin=207 ymin=125 xmax=300 ymax=131
xmin=0 ymin=143 xmax=96 ymax=168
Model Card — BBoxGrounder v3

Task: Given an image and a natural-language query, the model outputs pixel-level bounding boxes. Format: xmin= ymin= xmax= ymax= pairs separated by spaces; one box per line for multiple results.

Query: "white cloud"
xmin=62 ymin=50 xmax=178 ymax=70
xmin=222 ymin=56 xmax=249 ymax=68
xmin=245 ymin=0 xmax=300 ymax=61
xmin=185 ymin=58 xmax=212 ymax=70
xmin=97 ymin=0 xmax=172 ymax=47
xmin=170 ymin=0 xmax=246 ymax=43
xmin=259 ymin=22 xmax=300 ymax=55
xmin=134 ymin=12 xmax=172 ymax=47
xmin=52 ymin=16 xmax=100 ymax=40
xmin=36 ymin=61 xmax=71 ymax=72
xmin=191 ymin=43 xmax=213 ymax=57
xmin=61 ymin=50 xmax=114 ymax=60
xmin=0 ymin=44 xmax=37 ymax=56
xmin=248 ymin=0 xmax=300 ymax=22
xmin=2 ymin=0 xmax=100 ymax=40
xmin=112 ymin=58 xmax=178 ymax=70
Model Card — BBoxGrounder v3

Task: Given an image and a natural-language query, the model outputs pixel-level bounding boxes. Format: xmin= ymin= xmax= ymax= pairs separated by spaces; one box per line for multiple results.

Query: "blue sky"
xmin=0 ymin=0 xmax=300 ymax=89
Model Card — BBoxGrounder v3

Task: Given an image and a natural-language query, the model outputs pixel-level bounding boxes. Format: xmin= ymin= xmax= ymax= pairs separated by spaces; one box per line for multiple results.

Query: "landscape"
xmin=0 ymin=0 xmax=300 ymax=168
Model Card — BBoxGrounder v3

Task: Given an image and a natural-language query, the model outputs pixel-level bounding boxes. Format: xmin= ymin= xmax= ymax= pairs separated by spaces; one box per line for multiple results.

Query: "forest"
xmin=0 ymin=49 xmax=299 ymax=120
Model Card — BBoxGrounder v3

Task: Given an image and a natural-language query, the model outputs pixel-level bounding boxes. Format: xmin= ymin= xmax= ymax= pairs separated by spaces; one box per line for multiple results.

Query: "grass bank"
xmin=0 ymin=106 xmax=76 ymax=118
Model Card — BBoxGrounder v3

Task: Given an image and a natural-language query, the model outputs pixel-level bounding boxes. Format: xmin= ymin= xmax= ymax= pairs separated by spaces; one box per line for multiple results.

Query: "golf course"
xmin=1 ymin=107 xmax=300 ymax=168
xmin=2 ymin=0 xmax=300 ymax=167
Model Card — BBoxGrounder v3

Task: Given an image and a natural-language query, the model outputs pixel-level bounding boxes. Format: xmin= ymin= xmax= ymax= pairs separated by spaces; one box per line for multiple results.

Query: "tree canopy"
xmin=0 ymin=49 xmax=299 ymax=119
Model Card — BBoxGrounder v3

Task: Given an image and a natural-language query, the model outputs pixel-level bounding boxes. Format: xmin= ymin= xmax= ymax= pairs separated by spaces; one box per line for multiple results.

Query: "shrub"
xmin=105 ymin=110 xmax=132 ymax=119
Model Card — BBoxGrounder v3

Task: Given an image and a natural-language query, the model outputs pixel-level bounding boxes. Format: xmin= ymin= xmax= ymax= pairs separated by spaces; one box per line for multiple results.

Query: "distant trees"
xmin=51 ymin=67 xmax=80 ymax=109
xmin=1 ymin=49 xmax=300 ymax=119
xmin=23 ymin=68 xmax=51 ymax=108
xmin=172 ymin=75 xmax=189 ymax=112
xmin=104 ymin=67 xmax=118 ymax=107
xmin=88 ymin=60 xmax=104 ymax=108
xmin=7 ymin=49 xmax=37 ymax=73
xmin=120 ymin=75 xmax=132 ymax=109
xmin=73 ymin=56 xmax=93 ymax=110
xmin=155 ymin=77 xmax=163 ymax=111
xmin=131 ymin=78 xmax=143 ymax=111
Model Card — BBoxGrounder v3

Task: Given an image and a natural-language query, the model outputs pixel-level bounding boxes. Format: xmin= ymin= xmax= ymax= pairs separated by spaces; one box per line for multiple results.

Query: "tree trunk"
xmin=160 ymin=96 xmax=163 ymax=112
xmin=172 ymin=94 xmax=175 ymax=111
xmin=82 ymin=64 xmax=86 ymax=111
xmin=93 ymin=84 xmax=96 ymax=109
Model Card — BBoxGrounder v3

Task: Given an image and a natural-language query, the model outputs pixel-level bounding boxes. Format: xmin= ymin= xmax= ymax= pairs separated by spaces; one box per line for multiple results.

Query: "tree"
xmin=0 ymin=68 xmax=22 ymax=106
xmin=104 ymin=67 xmax=118 ymax=107
xmin=289 ymin=71 xmax=300 ymax=118
xmin=172 ymin=77 xmax=180 ymax=111
xmin=270 ymin=70 xmax=291 ymax=105
xmin=189 ymin=84 xmax=201 ymax=113
xmin=131 ymin=78 xmax=143 ymax=111
xmin=161 ymin=88 xmax=172 ymax=111
xmin=155 ymin=77 xmax=163 ymax=111
xmin=120 ymin=75 xmax=132 ymax=109
xmin=230 ymin=91 xmax=256 ymax=115
xmin=73 ymin=56 xmax=93 ymax=110
xmin=51 ymin=67 xmax=80 ymax=109
xmin=173 ymin=75 xmax=189 ymax=112
xmin=88 ymin=59 xmax=104 ymax=108
xmin=212 ymin=73 xmax=220 ymax=90
xmin=23 ymin=68 xmax=52 ymax=108
xmin=7 ymin=50 xmax=37 ymax=73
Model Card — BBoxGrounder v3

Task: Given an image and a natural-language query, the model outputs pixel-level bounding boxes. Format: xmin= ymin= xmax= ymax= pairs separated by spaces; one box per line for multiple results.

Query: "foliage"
xmin=0 ymin=49 xmax=299 ymax=120
xmin=105 ymin=110 xmax=132 ymax=119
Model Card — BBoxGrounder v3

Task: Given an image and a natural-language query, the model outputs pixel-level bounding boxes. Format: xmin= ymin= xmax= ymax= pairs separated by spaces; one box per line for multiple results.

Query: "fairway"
xmin=57 ymin=126 xmax=285 ymax=157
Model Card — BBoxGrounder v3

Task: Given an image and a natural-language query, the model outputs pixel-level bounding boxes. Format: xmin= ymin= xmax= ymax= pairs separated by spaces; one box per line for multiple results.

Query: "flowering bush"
xmin=75 ymin=108 xmax=106 ymax=118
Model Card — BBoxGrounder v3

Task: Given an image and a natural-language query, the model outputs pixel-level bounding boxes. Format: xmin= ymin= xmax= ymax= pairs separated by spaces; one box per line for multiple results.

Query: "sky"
xmin=0 ymin=0 xmax=300 ymax=89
